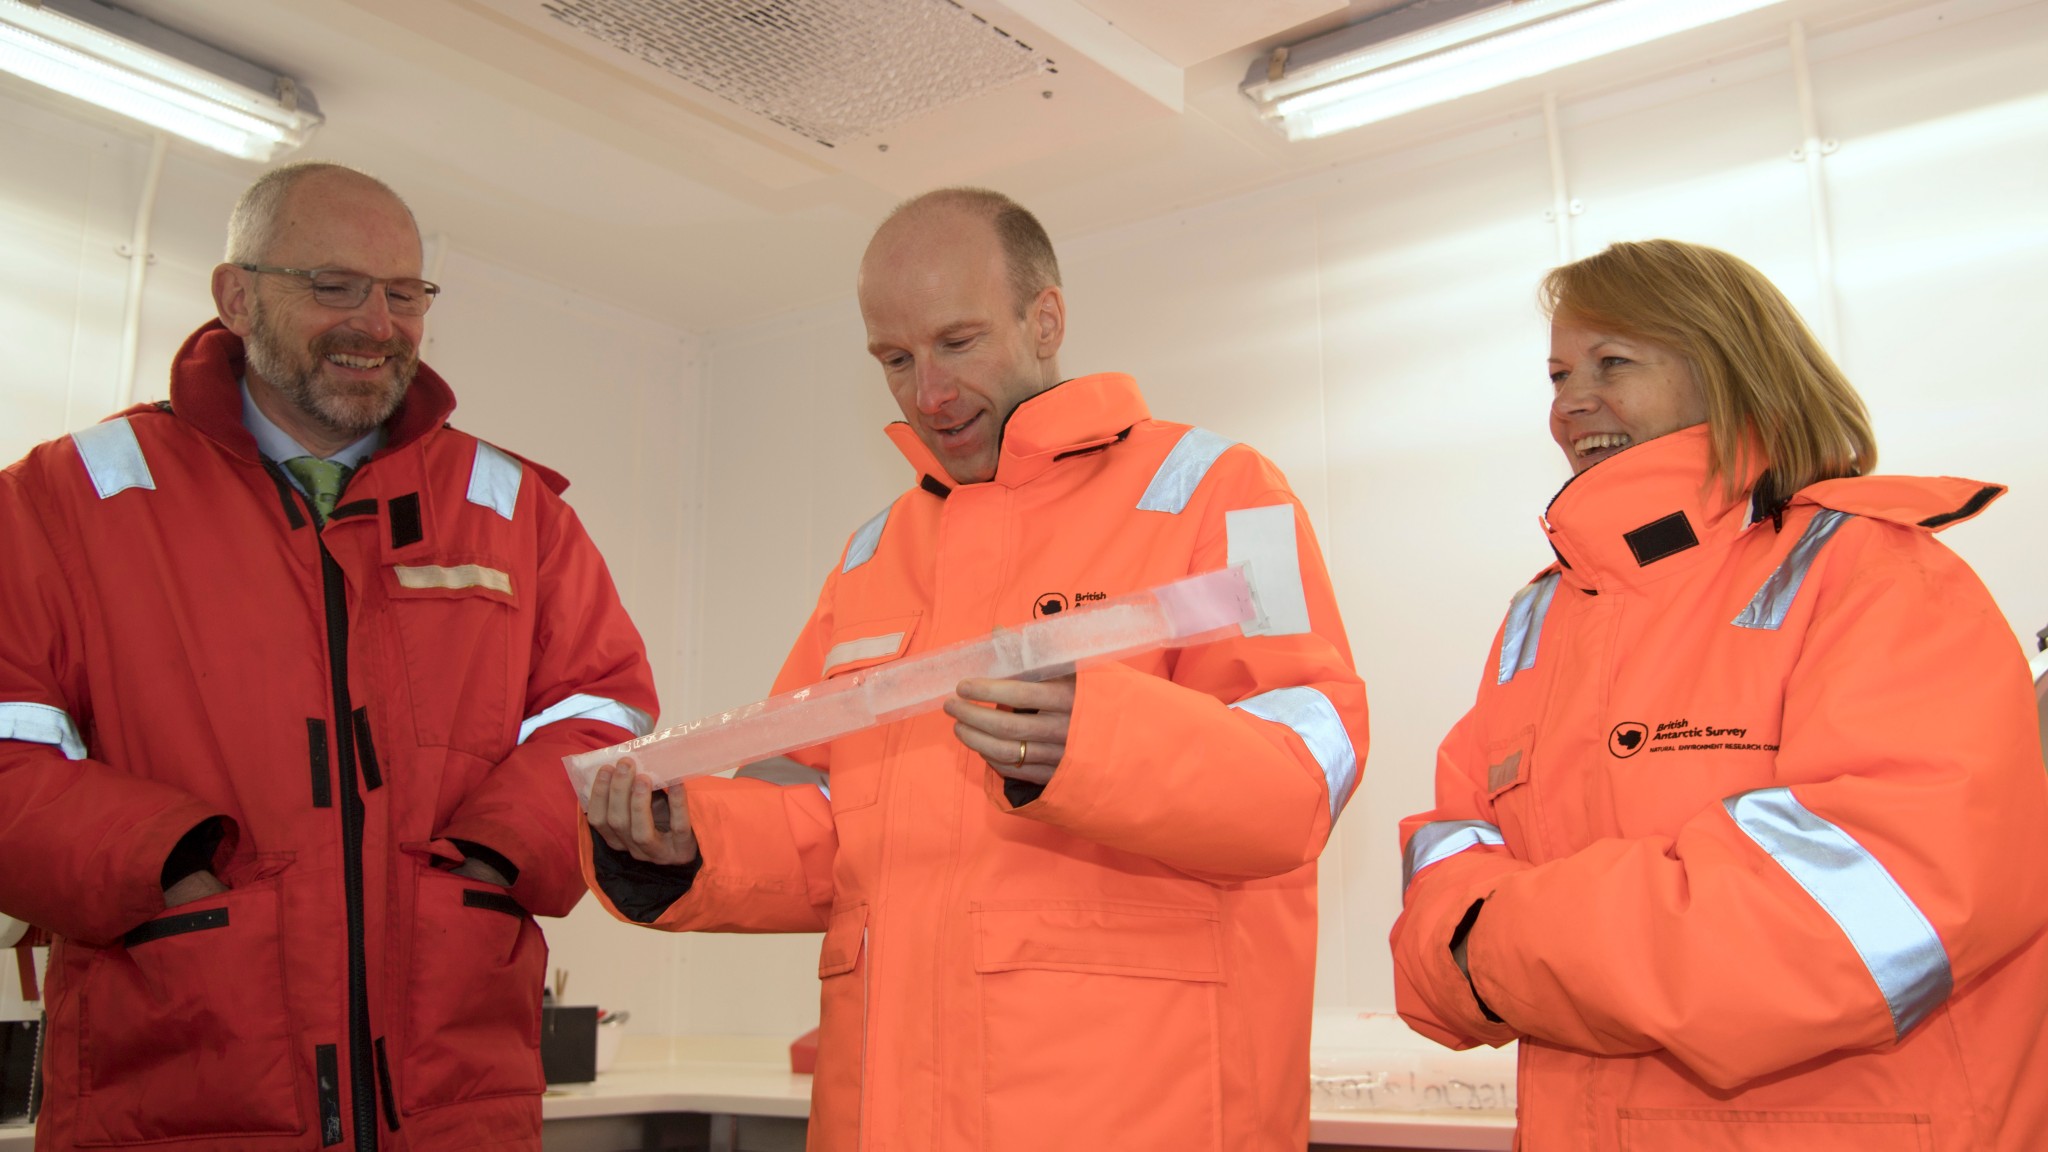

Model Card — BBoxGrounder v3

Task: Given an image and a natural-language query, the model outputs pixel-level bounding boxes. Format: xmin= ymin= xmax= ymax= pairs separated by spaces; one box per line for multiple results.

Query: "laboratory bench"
xmin=0 ymin=1035 xmax=1514 ymax=1151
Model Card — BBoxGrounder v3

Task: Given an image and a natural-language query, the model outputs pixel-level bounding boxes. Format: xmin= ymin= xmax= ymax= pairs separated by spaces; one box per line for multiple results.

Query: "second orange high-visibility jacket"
xmin=583 ymin=373 xmax=1368 ymax=1152
xmin=1391 ymin=425 xmax=2048 ymax=1151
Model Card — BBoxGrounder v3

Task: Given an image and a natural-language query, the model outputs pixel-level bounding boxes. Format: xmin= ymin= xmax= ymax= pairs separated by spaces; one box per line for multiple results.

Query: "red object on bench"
xmin=789 ymin=1027 xmax=820 ymax=1074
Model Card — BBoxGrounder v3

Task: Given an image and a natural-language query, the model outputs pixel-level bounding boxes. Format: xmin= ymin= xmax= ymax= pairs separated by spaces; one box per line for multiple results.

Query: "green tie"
xmin=283 ymin=456 xmax=350 ymax=524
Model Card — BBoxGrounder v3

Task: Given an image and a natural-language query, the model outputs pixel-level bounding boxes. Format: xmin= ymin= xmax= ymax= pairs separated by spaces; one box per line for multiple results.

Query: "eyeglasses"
xmin=236 ymin=264 xmax=441 ymax=316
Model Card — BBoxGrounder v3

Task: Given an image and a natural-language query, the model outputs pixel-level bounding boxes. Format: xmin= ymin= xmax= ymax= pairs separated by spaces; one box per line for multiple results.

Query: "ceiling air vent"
xmin=538 ymin=0 xmax=1055 ymax=147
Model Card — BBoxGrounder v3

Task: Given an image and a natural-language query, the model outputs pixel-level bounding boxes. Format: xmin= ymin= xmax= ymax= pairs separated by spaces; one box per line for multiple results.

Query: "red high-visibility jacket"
xmin=584 ymin=374 xmax=1369 ymax=1152
xmin=0 ymin=322 xmax=657 ymax=1151
xmin=1392 ymin=425 xmax=2048 ymax=1151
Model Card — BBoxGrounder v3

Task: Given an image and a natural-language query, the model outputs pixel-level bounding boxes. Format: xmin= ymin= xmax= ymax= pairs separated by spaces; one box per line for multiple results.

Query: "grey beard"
xmin=245 ymin=301 xmax=418 ymax=439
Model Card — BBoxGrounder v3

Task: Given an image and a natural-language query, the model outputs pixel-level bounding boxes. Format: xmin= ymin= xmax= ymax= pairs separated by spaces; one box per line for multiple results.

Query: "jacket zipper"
xmin=318 ymin=531 xmax=379 ymax=1150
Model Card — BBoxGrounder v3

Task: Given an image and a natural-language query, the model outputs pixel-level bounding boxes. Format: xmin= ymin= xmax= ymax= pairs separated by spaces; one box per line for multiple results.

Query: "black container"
xmin=540 ymin=1005 xmax=598 ymax=1085
xmin=0 ymin=1018 xmax=40 ymax=1123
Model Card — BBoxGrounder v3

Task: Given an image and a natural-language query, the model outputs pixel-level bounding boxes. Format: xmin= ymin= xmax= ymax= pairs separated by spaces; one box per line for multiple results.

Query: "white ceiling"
xmin=20 ymin=0 xmax=1930 ymax=332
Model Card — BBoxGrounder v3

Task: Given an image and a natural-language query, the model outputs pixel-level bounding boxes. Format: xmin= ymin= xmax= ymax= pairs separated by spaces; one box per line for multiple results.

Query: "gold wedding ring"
xmin=1013 ymin=740 xmax=1029 ymax=767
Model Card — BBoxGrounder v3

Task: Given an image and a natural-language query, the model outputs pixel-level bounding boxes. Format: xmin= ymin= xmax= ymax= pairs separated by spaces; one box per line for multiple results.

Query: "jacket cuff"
xmin=999 ymin=775 xmax=1048 ymax=809
xmin=1393 ymin=853 xmax=1525 ymax=1046
xmin=448 ymin=839 xmax=520 ymax=885
xmin=159 ymin=817 xmax=227 ymax=889
xmin=1450 ymin=898 xmax=1505 ymax=1024
xmin=589 ymin=835 xmax=701 ymax=924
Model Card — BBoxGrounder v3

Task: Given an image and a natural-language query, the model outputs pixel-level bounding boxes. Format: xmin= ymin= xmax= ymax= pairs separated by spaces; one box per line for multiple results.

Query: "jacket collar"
xmin=884 ymin=372 xmax=1151 ymax=492
xmin=167 ymin=320 xmax=457 ymax=464
xmin=1541 ymin=424 xmax=1761 ymax=593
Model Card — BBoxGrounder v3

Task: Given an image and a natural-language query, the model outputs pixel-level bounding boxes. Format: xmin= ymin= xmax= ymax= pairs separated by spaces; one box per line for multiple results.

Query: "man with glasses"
xmin=0 ymin=162 xmax=656 ymax=1151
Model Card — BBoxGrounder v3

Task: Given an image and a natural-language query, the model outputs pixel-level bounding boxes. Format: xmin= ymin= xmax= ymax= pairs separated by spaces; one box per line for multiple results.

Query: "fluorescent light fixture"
xmin=1244 ymin=0 xmax=1787 ymax=141
xmin=0 ymin=0 xmax=320 ymax=160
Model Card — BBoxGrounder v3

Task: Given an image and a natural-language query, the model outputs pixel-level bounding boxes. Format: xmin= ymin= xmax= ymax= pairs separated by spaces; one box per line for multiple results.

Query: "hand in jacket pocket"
xmin=162 ymin=870 xmax=228 ymax=908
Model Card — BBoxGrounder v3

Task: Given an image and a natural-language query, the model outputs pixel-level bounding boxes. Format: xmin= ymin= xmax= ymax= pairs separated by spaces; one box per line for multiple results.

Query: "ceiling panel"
xmin=1075 ymin=0 xmax=1362 ymax=67
xmin=74 ymin=0 xmax=1971 ymax=332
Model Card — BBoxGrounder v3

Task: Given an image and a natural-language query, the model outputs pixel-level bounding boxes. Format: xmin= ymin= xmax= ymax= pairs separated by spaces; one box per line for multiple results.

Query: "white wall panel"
xmin=419 ymin=250 xmax=704 ymax=1039
xmin=1820 ymin=4 xmax=2048 ymax=643
xmin=1311 ymin=131 xmax=1563 ymax=1008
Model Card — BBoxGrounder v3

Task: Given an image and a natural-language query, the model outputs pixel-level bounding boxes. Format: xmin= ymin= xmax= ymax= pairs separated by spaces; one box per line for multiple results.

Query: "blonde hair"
xmin=1542 ymin=240 xmax=1875 ymax=509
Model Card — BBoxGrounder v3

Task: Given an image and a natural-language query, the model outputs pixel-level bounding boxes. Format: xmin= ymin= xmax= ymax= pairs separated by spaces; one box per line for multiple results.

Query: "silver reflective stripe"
xmin=73 ymin=418 xmax=155 ymax=499
xmin=1226 ymin=504 xmax=1311 ymax=637
xmin=1496 ymin=572 xmax=1561 ymax=685
xmin=0 ymin=702 xmax=87 ymax=760
xmin=517 ymin=693 xmax=654 ymax=745
xmin=467 ymin=442 xmax=523 ymax=520
xmin=1232 ymin=686 xmax=1357 ymax=820
xmin=1733 ymin=509 xmax=1852 ymax=630
xmin=1403 ymin=819 xmax=1506 ymax=891
xmin=1137 ymin=428 xmax=1236 ymax=514
xmin=823 ymin=632 xmax=905 ymax=674
xmin=1724 ymin=787 xmax=1952 ymax=1038
xmin=843 ymin=505 xmax=890 ymax=573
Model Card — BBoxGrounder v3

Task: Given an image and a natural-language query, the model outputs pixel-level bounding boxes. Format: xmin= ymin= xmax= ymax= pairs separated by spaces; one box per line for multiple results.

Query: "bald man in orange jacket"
xmin=583 ymin=188 xmax=1368 ymax=1151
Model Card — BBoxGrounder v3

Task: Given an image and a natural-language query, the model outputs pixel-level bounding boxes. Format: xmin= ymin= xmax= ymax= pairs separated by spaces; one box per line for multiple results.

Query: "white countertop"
xmin=1 ymin=1035 xmax=1516 ymax=1150
xmin=556 ymin=1036 xmax=1513 ymax=1149
xmin=542 ymin=1034 xmax=813 ymax=1120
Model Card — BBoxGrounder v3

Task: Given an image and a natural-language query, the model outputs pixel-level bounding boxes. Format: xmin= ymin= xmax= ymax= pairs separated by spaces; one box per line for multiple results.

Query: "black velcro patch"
xmin=462 ymin=889 xmax=525 ymax=918
xmin=1624 ymin=512 xmax=1699 ymax=567
xmin=1918 ymin=484 xmax=2002 ymax=530
xmin=920 ymin=474 xmax=951 ymax=499
xmin=308 ymin=718 xmax=331 ymax=809
xmin=388 ymin=493 xmax=423 ymax=548
xmin=373 ymin=1037 xmax=401 ymax=1131
xmin=317 ymin=1044 xmax=342 ymax=1146
xmin=352 ymin=707 xmax=382 ymax=791
xmin=123 ymin=906 xmax=227 ymax=947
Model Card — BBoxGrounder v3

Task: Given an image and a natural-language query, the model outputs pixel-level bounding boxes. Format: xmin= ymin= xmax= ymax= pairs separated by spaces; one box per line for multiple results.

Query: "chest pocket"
xmin=380 ymin=557 xmax=518 ymax=758
xmin=818 ymin=612 xmax=921 ymax=812
xmin=1482 ymin=726 xmax=1543 ymax=862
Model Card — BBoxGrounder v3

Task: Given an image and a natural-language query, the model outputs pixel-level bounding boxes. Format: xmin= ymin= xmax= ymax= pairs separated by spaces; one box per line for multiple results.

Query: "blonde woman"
xmin=1391 ymin=240 xmax=2048 ymax=1150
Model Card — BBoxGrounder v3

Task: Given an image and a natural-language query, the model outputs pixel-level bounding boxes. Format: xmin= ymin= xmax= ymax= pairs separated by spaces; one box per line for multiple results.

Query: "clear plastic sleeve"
xmin=564 ymin=564 xmax=1263 ymax=804
xmin=1309 ymin=1010 xmax=1517 ymax=1114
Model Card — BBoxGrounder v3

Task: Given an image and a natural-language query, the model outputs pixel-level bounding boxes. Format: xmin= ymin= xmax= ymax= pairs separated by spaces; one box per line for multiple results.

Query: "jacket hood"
xmin=164 ymin=320 xmax=458 ymax=463
xmin=1795 ymin=473 xmax=2004 ymax=532
xmin=884 ymin=372 xmax=1151 ymax=492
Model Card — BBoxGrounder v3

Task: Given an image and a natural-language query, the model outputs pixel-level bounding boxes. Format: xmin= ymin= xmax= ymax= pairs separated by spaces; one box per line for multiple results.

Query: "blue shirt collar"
xmin=240 ymin=378 xmax=385 ymax=471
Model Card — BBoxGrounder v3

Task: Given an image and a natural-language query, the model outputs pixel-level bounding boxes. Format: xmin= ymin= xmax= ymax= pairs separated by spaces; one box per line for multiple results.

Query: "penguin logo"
xmin=1609 ymin=721 xmax=1649 ymax=758
xmin=1033 ymin=593 xmax=1069 ymax=618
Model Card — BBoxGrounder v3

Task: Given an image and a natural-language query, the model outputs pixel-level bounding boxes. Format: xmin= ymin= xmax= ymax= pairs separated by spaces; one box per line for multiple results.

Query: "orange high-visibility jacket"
xmin=1391 ymin=425 xmax=2048 ymax=1151
xmin=0 ymin=322 xmax=658 ymax=1151
xmin=583 ymin=374 xmax=1368 ymax=1152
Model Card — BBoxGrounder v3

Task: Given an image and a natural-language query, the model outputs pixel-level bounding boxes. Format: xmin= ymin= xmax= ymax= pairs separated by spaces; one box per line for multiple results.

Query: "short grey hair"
xmin=224 ymin=161 xmax=417 ymax=264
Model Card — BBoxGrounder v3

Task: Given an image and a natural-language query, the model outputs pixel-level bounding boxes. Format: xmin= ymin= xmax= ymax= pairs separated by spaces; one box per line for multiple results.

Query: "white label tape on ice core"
xmin=563 ymin=564 xmax=1265 ymax=803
